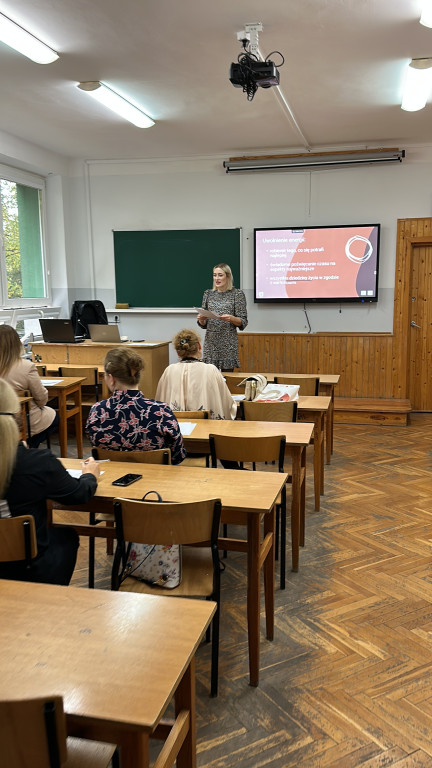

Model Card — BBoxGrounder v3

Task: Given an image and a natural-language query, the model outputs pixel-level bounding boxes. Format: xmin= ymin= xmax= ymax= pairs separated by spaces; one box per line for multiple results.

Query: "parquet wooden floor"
xmin=57 ymin=413 xmax=432 ymax=766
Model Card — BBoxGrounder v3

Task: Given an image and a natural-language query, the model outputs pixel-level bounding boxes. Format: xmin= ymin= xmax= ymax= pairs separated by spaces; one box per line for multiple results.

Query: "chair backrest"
xmin=34 ymin=364 xmax=46 ymax=376
xmin=112 ymin=497 xmax=222 ymax=590
xmin=0 ymin=515 xmax=37 ymax=566
xmin=209 ymin=434 xmax=285 ymax=471
xmin=172 ymin=410 xmax=209 ymax=420
xmin=274 ymin=375 xmax=319 ymax=396
xmin=0 ymin=695 xmax=67 ymax=768
xmin=58 ymin=366 xmax=98 ymax=388
xmin=91 ymin=446 xmax=171 ymax=464
xmin=240 ymin=400 xmax=298 ymax=423
xmin=222 ymin=375 xmax=246 ymax=394
xmin=16 ymin=389 xmax=31 ymax=398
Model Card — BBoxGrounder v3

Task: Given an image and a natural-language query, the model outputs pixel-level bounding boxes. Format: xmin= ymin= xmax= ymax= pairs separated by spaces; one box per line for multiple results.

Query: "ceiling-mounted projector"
xmin=229 ymin=22 xmax=284 ymax=101
xmin=230 ymin=59 xmax=280 ymax=89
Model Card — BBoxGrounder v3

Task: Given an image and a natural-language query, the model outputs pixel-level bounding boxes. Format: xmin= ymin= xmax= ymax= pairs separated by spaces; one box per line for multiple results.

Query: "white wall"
xmin=64 ymin=148 xmax=432 ymax=347
xmin=2 ymin=136 xmax=432 ymax=354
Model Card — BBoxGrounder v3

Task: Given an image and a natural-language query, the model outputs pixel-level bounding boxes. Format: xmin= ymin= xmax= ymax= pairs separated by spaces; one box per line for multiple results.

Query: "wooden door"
xmin=393 ymin=218 xmax=432 ymax=409
xmin=408 ymin=242 xmax=432 ymax=410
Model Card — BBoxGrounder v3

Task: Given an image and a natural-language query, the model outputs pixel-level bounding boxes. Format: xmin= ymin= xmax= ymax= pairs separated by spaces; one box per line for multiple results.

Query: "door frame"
xmin=393 ymin=218 xmax=432 ymax=400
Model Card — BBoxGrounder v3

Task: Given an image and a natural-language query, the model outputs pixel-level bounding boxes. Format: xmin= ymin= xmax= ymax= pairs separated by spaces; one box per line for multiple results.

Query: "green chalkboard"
xmin=113 ymin=229 xmax=241 ymax=308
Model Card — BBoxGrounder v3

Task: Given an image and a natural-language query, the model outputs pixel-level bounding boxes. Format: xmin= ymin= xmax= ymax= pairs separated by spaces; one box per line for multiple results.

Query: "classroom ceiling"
xmin=0 ymin=0 xmax=431 ymax=163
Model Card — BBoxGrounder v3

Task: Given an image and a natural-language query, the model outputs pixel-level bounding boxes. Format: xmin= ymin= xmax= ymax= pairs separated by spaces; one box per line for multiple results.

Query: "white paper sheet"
xmin=193 ymin=307 xmax=221 ymax=320
xmin=43 ymin=379 xmax=63 ymax=385
xmin=67 ymin=468 xmax=105 ymax=478
xmin=179 ymin=422 xmax=197 ymax=435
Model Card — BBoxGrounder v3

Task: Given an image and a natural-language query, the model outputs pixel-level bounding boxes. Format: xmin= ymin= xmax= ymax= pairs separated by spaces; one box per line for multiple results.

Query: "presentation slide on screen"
xmin=255 ymin=225 xmax=379 ymax=301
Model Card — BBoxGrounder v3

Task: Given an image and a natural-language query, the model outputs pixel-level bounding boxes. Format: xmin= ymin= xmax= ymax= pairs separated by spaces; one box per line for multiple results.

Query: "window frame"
xmin=0 ymin=164 xmax=51 ymax=309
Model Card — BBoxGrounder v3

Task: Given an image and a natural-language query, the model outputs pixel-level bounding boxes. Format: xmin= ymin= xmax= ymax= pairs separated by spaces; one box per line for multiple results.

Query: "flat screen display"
xmin=254 ymin=224 xmax=380 ymax=303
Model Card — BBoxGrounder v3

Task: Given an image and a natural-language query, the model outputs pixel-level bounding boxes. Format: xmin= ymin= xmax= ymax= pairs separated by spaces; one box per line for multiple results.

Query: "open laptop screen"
xmin=88 ymin=324 xmax=122 ymax=343
xmin=39 ymin=319 xmax=84 ymax=343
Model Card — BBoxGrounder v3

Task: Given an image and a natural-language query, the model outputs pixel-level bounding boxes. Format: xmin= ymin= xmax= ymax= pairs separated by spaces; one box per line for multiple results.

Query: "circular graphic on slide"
xmin=345 ymin=235 xmax=373 ymax=264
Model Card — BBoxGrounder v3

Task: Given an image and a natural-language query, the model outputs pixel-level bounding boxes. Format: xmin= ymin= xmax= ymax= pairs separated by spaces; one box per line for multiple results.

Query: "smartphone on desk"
xmin=112 ymin=473 xmax=142 ymax=487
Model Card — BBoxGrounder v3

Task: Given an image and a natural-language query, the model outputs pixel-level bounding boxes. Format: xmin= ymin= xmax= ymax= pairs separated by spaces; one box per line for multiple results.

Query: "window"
xmin=0 ymin=166 xmax=49 ymax=308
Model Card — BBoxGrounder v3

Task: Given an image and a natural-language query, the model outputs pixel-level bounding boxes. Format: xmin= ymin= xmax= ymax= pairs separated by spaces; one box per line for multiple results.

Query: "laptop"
xmin=88 ymin=324 xmax=123 ymax=343
xmin=39 ymin=318 xmax=85 ymax=343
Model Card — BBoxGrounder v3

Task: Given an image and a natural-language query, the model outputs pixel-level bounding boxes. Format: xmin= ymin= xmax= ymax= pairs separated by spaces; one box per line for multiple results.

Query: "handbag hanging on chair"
xmin=120 ymin=491 xmax=182 ymax=589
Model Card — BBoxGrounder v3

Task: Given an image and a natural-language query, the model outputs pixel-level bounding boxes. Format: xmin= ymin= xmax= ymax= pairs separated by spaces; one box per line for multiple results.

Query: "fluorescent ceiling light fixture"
xmin=77 ymin=81 xmax=154 ymax=128
xmin=420 ymin=0 xmax=432 ymax=27
xmin=401 ymin=58 xmax=432 ymax=111
xmin=223 ymin=148 xmax=405 ymax=173
xmin=0 ymin=12 xmax=58 ymax=64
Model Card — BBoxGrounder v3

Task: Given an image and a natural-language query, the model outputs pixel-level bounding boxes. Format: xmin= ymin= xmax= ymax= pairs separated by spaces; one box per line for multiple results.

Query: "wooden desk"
xmin=40 ymin=377 xmax=85 ymax=458
xmin=225 ymin=371 xmax=340 ymax=463
xmin=297 ymin=395 xmax=331 ymax=512
xmin=32 ymin=341 xmax=170 ymax=398
xmin=177 ymin=419 xmax=313 ymax=573
xmin=43 ymin=363 xmax=109 ymax=398
xmin=58 ymin=460 xmax=288 ymax=687
xmin=0 ymin=579 xmax=214 ymax=768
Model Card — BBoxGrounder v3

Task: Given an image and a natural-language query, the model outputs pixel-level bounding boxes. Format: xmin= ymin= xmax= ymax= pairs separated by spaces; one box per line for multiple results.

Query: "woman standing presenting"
xmin=197 ymin=263 xmax=248 ymax=371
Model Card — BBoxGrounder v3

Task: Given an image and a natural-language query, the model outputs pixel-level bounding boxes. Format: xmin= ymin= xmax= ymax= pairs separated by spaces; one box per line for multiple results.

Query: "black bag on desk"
xmin=71 ymin=300 xmax=108 ymax=338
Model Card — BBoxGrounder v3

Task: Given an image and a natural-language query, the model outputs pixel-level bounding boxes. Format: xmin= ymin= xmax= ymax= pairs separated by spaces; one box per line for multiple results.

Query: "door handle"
xmin=410 ymin=321 xmax=421 ymax=328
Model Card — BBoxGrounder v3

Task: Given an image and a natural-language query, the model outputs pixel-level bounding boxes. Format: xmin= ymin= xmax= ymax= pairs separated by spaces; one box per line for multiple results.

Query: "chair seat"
xmin=66 ymin=737 xmax=117 ymax=768
xmin=181 ymin=455 xmax=208 ymax=468
xmin=119 ymin=546 xmax=214 ymax=597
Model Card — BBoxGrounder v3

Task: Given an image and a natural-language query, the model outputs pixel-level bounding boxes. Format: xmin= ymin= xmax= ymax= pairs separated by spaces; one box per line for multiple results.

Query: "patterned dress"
xmin=199 ymin=288 xmax=248 ymax=369
xmin=86 ymin=389 xmax=186 ymax=465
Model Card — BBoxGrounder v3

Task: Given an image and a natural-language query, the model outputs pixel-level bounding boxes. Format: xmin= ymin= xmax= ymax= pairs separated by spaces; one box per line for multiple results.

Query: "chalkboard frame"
xmin=113 ymin=228 xmax=241 ymax=309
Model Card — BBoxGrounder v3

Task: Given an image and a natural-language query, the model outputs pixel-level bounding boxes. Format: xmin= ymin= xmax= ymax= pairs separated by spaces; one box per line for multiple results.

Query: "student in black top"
xmin=0 ymin=379 xmax=100 ymax=585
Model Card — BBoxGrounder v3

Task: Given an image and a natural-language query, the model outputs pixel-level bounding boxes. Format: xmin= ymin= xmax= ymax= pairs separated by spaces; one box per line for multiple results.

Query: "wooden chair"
xmin=222 ymin=374 xmax=247 ymax=395
xmin=86 ymin=447 xmax=172 ymax=587
xmin=0 ymin=514 xmax=37 ymax=569
xmin=240 ymin=400 xmax=297 ymax=579
xmin=34 ymin=363 xmax=47 ymax=376
xmin=0 ymin=695 xmax=118 ymax=768
xmin=209 ymin=434 xmax=288 ymax=589
xmin=58 ymin=366 xmax=100 ymax=406
xmin=274 ymin=375 xmax=320 ymax=396
xmin=16 ymin=388 xmax=32 ymax=444
xmin=172 ymin=410 xmax=209 ymax=420
xmin=112 ymin=496 xmax=222 ymax=697
xmin=240 ymin=399 xmax=298 ymax=424
xmin=173 ymin=410 xmax=210 ymax=467
xmin=91 ymin=446 xmax=171 ymax=464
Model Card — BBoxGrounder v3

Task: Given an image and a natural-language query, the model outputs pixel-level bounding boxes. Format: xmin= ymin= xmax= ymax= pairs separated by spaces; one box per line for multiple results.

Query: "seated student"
xmin=86 ymin=347 xmax=186 ymax=464
xmin=155 ymin=328 xmax=236 ymax=420
xmin=0 ymin=379 xmax=99 ymax=585
xmin=0 ymin=324 xmax=58 ymax=448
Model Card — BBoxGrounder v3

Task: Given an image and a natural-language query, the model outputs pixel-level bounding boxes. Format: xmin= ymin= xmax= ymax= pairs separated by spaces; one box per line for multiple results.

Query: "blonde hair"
xmin=0 ymin=325 xmax=23 ymax=377
xmin=213 ymin=263 xmax=233 ymax=291
xmin=0 ymin=379 xmax=20 ymax=497
xmin=104 ymin=347 xmax=144 ymax=387
xmin=173 ymin=328 xmax=201 ymax=358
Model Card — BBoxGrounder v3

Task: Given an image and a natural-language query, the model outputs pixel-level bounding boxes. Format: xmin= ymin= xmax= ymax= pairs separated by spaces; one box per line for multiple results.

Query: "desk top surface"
xmin=39 ymin=376 xmax=86 ymax=388
xmin=224 ymin=372 xmax=340 ymax=385
xmin=178 ymin=419 xmax=313 ymax=447
xmin=63 ymin=459 xmax=289 ymax=515
xmin=0 ymin=579 xmax=214 ymax=731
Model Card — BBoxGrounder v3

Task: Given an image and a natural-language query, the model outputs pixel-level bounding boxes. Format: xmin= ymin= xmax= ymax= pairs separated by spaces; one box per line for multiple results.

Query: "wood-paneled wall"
xmin=238 ymin=217 xmax=432 ymax=403
xmin=238 ymin=333 xmax=394 ymax=398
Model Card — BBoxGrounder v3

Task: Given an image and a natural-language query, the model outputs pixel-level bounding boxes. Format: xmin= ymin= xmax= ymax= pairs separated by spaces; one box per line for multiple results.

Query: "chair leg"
xmin=280 ymin=499 xmax=286 ymax=590
xmin=275 ymin=506 xmax=280 ymax=562
xmin=210 ymin=604 xmax=220 ymax=697
xmin=222 ymin=523 xmax=228 ymax=558
xmin=88 ymin=512 xmax=96 ymax=589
